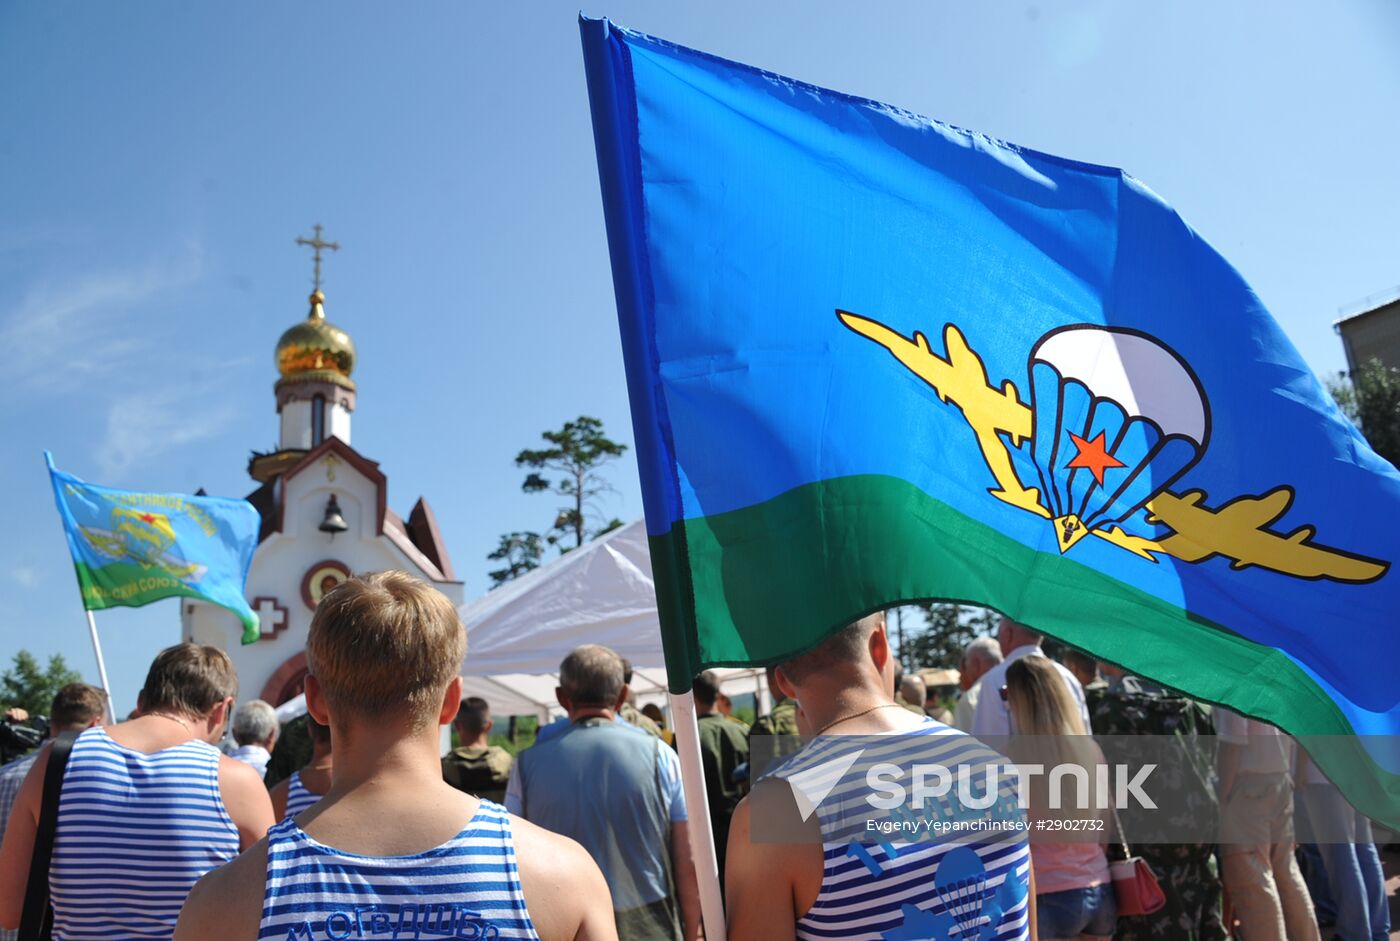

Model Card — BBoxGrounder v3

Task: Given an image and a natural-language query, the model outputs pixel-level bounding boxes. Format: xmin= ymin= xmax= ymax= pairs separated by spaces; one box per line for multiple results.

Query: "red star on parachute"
xmin=140 ymin=513 xmax=157 ymax=524
xmin=1066 ymin=431 xmax=1125 ymax=486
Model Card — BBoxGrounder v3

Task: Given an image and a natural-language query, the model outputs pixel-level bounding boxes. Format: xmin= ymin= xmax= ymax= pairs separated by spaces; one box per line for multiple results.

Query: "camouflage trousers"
xmin=1115 ymin=844 xmax=1227 ymax=941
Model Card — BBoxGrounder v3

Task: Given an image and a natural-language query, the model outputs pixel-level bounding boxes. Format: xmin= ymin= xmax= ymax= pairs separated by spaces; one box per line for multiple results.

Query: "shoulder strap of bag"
xmin=1106 ymin=789 xmax=1133 ymax=862
xmin=19 ymin=731 xmax=79 ymax=941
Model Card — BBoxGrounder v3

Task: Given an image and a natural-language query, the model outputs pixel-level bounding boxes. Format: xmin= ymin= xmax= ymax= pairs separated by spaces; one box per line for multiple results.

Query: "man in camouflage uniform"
xmin=750 ymin=667 xmax=799 ymax=738
xmin=747 ymin=667 xmax=801 ymax=785
xmin=1091 ymin=665 xmax=1226 ymax=941
xmin=694 ymin=671 xmax=750 ymax=881
xmin=619 ymin=659 xmax=665 ymax=739
xmin=442 ymin=696 xmax=514 ymax=804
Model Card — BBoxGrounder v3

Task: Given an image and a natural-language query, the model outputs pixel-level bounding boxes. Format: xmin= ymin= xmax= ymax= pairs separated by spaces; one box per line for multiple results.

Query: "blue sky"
xmin=1 ymin=1 xmax=1397 ymax=712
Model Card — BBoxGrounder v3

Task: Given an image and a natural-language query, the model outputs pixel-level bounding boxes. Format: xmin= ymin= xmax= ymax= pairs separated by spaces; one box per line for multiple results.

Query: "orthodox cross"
xmin=295 ymin=224 xmax=340 ymax=292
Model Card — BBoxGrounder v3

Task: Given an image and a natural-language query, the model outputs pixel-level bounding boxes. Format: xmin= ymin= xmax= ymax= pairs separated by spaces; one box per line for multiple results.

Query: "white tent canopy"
xmin=459 ymin=520 xmax=764 ymax=720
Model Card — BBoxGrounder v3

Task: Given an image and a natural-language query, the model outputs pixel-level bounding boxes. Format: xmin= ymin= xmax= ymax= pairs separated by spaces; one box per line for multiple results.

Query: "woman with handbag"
xmin=1005 ymin=655 xmax=1118 ymax=940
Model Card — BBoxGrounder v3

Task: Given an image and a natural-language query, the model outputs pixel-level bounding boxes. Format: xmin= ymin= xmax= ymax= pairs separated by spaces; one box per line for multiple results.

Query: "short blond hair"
xmin=306 ymin=570 xmax=465 ymax=722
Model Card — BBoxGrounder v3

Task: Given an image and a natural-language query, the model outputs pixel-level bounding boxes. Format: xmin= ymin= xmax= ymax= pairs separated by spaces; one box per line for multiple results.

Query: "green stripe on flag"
xmin=650 ymin=473 xmax=1400 ymax=826
xmin=73 ymin=561 xmax=259 ymax=644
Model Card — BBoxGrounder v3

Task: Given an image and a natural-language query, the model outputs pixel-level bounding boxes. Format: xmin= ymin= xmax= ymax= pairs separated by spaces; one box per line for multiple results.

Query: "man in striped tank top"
xmin=269 ymin=715 xmax=331 ymax=819
xmin=178 ymin=571 xmax=616 ymax=941
xmin=725 ymin=612 xmax=1036 ymax=940
xmin=0 ymin=644 xmax=276 ymax=939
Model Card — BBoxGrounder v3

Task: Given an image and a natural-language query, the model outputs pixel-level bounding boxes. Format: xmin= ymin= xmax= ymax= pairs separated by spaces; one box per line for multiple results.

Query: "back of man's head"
xmin=455 ymin=697 xmax=492 ymax=739
xmin=307 ymin=571 xmax=466 ymax=726
xmin=963 ymin=636 xmax=1004 ymax=668
xmin=140 ymin=644 xmax=238 ymax=719
xmin=778 ymin=611 xmax=885 ymax=688
xmin=960 ymin=636 xmax=1004 ymax=689
xmin=899 ymin=674 xmax=927 ymax=707
xmin=558 ymin=645 xmax=624 ymax=711
xmin=691 ymin=670 xmax=721 ymax=708
xmin=50 ymin=683 xmax=106 ymax=733
xmin=232 ymin=699 xmax=278 ymax=747
xmin=996 ymin=618 xmax=1042 ymax=657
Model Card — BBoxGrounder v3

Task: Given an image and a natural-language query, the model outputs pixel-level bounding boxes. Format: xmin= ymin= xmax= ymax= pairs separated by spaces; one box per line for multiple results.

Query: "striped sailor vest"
xmin=257 ymin=800 xmax=539 ymax=941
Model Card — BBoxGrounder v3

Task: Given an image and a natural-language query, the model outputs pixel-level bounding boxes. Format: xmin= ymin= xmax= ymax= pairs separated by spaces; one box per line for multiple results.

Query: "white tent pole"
xmin=84 ymin=611 xmax=115 ymax=723
xmin=670 ymin=690 xmax=726 ymax=941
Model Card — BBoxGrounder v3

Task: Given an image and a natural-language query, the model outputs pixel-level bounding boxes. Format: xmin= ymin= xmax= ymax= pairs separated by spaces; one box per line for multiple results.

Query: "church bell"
xmin=318 ymin=493 xmax=349 ymax=537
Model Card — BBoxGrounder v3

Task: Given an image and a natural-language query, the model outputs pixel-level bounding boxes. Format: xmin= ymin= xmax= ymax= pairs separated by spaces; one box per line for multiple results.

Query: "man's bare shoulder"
xmin=511 ymin=813 xmax=600 ymax=886
xmin=174 ymin=838 xmax=269 ymax=941
xmin=218 ymin=752 xmax=266 ymax=784
xmin=509 ymin=814 xmax=616 ymax=941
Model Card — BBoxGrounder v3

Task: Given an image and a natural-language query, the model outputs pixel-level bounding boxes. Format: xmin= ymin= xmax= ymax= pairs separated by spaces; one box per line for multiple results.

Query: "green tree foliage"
xmin=1 ymin=650 xmax=82 ymax=716
xmin=486 ymin=531 xmax=546 ymax=588
xmin=1329 ymin=358 xmax=1400 ymax=468
xmin=898 ymin=603 xmax=999 ymax=670
xmin=515 ymin=416 xmax=629 ymax=550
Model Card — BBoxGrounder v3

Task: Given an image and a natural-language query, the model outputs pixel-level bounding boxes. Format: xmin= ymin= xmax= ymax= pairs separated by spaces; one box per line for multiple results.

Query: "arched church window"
xmin=312 ymin=393 xmax=326 ymax=446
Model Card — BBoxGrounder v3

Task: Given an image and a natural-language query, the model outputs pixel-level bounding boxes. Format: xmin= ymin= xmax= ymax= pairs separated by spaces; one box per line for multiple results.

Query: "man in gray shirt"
xmin=506 ymin=645 xmax=700 ymax=941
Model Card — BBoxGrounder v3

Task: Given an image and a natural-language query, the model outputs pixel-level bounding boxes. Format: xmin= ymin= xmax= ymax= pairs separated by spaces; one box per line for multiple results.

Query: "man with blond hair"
xmin=178 ymin=571 xmax=614 ymax=941
xmin=0 ymin=644 xmax=273 ymax=939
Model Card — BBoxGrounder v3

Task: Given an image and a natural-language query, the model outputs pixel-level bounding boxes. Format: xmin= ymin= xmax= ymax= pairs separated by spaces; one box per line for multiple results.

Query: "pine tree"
xmin=1 ymin=651 xmax=83 ymax=716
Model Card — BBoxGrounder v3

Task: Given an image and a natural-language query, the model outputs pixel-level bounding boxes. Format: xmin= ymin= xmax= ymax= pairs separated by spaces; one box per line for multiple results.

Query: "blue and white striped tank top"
xmin=769 ymin=719 xmax=1032 ymax=941
xmin=259 ymin=799 xmax=539 ymax=940
xmin=284 ymin=770 xmax=322 ymax=818
xmin=51 ymin=727 xmax=239 ymax=940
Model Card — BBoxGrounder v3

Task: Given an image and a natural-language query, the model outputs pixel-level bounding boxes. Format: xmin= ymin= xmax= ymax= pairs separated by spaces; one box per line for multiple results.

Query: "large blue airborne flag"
xmin=580 ymin=18 xmax=1400 ymax=824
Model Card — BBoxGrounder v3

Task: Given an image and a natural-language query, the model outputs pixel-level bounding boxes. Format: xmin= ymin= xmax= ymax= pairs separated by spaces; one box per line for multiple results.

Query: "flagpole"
xmin=669 ymin=690 xmax=727 ymax=941
xmin=83 ymin=611 xmax=115 ymax=723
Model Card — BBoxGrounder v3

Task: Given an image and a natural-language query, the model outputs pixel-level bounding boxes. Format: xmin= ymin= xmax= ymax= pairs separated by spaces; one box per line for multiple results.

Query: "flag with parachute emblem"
xmin=580 ymin=18 xmax=1400 ymax=824
xmin=47 ymin=453 xmax=262 ymax=644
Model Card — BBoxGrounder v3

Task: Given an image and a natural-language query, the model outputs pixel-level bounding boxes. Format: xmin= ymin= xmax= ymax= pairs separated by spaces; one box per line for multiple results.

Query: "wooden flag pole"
xmin=83 ymin=610 xmax=116 ymax=723
xmin=669 ymin=690 xmax=727 ymax=941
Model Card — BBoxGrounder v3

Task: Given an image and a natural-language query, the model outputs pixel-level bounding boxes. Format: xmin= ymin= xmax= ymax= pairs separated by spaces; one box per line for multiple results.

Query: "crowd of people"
xmin=0 ymin=571 xmax=1386 ymax=940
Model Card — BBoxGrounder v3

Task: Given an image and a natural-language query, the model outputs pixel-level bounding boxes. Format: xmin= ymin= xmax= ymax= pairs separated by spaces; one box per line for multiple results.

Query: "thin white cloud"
xmin=0 ymin=244 xmax=203 ymax=399
xmin=95 ymin=389 xmax=238 ymax=478
xmin=10 ymin=566 xmax=38 ymax=589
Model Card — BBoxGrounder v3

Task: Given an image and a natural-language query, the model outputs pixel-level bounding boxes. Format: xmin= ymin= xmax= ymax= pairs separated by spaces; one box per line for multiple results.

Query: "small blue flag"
xmin=46 ymin=453 xmax=261 ymax=643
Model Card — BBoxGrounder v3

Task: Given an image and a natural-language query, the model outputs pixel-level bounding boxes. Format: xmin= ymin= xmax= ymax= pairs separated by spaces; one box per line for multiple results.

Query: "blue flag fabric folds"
xmin=580 ymin=18 xmax=1400 ymax=824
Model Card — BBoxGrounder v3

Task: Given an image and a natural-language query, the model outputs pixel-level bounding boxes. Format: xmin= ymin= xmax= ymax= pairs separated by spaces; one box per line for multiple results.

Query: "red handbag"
xmin=1107 ymin=799 xmax=1166 ymax=916
xmin=1109 ymin=857 xmax=1166 ymax=916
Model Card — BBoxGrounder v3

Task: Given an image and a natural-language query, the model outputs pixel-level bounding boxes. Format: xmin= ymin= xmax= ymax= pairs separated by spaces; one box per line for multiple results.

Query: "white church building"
xmin=183 ymin=242 xmax=462 ymax=707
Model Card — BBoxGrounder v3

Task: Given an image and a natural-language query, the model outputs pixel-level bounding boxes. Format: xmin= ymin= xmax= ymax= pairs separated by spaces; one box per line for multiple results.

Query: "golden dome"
xmin=275 ymin=290 xmax=356 ymax=387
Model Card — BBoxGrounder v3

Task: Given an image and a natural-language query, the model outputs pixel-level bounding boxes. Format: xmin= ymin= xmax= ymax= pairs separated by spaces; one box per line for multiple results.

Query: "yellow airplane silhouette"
xmin=838 ymin=310 xmax=1387 ymax=584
